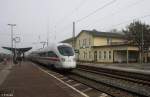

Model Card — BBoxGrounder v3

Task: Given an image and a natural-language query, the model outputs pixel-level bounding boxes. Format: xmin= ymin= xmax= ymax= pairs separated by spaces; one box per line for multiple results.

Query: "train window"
xmin=58 ymin=45 xmax=74 ymax=56
xmin=39 ymin=52 xmax=47 ymax=57
xmin=48 ymin=51 xmax=58 ymax=58
xmin=38 ymin=53 xmax=42 ymax=56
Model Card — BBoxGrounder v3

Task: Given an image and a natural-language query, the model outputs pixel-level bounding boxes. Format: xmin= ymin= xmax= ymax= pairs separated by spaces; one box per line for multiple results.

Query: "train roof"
xmin=34 ymin=43 xmax=72 ymax=53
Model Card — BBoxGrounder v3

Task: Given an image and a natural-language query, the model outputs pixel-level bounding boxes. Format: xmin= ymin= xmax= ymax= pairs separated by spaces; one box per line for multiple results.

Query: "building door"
xmin=94 ymin=51 xmax=97 ymax=62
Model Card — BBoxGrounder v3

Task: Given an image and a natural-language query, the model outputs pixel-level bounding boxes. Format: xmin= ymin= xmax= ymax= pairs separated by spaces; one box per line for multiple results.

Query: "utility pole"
xmin=8 ymin=24 xmax=16 ymax=63
xmin=141 ymin=25 xmax=144 ymax=64
xmin=47 ymin=18 xmax=49 ymax=46
xmin=73 ymin=21 xmax=75 ymax=49
xmin=46 ymin=32 xmax=49 ymax=46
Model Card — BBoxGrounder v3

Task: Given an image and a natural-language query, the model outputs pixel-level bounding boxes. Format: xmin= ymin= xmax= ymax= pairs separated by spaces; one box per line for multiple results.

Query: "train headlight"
xmin=61 ymin=58 xmax=65 ymax=62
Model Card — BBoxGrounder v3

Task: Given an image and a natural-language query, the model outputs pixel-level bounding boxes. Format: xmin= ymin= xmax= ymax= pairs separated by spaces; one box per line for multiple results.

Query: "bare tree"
xmin=123 ymin=20 xmax=150 ymax=63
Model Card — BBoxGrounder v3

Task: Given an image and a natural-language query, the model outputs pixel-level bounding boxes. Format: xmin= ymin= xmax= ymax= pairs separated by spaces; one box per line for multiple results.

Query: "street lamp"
xmin=8 ymin=24 xmax=16 ymax=63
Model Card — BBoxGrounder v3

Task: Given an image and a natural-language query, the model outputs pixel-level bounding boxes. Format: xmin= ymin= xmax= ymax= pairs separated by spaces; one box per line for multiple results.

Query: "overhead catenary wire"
xmin=57 ymin=0 xmax=116 ymax=35
xmin=54 ymin=0 xmax=87 ymax=39
xmin=106 ymin=14 xmax=150 ymax=29
xmin=85 ymin=0 xmax=145 ymax=28
xmin=76 ymin=0 xmax=116 ymax=23
xmin=55 ymin=0 xmax=87 ymax=26
xmin=57 ymin=0 xmax=149 ymax=40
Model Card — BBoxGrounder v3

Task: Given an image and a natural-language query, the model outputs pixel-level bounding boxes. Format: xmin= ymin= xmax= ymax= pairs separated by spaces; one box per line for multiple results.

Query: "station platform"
xmin=77 ymin=62 xmax=150 ymax=75
xmin=0 ymin=61 xmax=85 ymax=97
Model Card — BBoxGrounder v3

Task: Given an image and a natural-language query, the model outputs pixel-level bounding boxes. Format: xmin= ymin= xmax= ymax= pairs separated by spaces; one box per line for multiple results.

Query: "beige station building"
xmin=61 ymin=30 xmax=149 ymax=63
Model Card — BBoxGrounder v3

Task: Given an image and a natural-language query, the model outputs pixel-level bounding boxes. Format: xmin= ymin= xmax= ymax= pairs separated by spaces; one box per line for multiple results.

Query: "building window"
xmin=83 ymin=39 xmax=85 ymax=48
xmin=89 ymin=51 xmax=91 ymax=59
xmin=85 ymin=39 xmax=87 ymax=47
xmin=86 ymin=52 xmax=87 ymax=59
xmin=84 ymin=52 xmax=87 ymax=59
xmin=89 ymin=38 xmax=91 ymax=46
xmin=107 ymin=38 xmax=112 ymax=45
xmin=104 ymin=51 xmax=106 ymax=59
xmin=79 ymin=40 xmax=80 ymax=47
xmin=109 ymin=51 xmax=111 ymax=59
xmin=84 ymin=52 xmax=86 ymax=59
xmin=82 ymin=40 xmax=83 ymax=48
xmin=99 ymin=51 xmax=101 ymax=59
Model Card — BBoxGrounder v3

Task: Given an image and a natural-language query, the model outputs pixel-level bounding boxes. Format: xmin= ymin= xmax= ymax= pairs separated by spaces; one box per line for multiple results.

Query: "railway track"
xmin=77 ymin=65 xmax=150 ymax=84
xmin=69 ymin=64 xmax=150 ymax=97
xmin=34 ymin=62 xmax=111 ymax=97
xmin=33 ymin=61 xmax=150 ymax=97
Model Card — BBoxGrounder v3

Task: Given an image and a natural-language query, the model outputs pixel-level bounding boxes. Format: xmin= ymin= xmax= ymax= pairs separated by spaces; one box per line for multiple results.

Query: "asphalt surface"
xmin=0 ymin=61 xmax=85 ymax=97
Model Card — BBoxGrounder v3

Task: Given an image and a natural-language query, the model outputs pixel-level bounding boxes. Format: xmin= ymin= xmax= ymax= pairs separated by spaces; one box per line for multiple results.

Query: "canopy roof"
xmin=2 ymin=47 xmax=32 ymax=53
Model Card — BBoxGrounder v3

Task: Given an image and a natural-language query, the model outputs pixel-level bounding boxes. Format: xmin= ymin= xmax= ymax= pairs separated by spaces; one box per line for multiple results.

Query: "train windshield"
xmin=58 ymin=45 xmax=74 ymax=56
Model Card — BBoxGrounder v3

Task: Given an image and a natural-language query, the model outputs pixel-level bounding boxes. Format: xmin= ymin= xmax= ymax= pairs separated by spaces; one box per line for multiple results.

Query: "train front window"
xmin=58 ymin=46 xmax=74 ymax=56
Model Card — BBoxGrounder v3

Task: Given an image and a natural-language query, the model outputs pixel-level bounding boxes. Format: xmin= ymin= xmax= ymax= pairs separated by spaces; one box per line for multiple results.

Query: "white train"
xmin=28 ymin=43 xmax=76 ymax=69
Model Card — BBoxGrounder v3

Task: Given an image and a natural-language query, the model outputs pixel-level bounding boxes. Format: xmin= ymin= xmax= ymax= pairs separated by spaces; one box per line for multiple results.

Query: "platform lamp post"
xmin=14 ymin=36 xmax=21 ymax=60
xmin=8 ymin=24 xmax=16 ymax=63
xmin=72 ymin=21 xmax=75 ymax=49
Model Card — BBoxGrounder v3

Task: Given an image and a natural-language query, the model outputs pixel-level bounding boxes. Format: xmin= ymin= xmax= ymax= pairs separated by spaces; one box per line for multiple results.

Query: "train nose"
xmin=62 ymin=62 xmax=76 ymax=68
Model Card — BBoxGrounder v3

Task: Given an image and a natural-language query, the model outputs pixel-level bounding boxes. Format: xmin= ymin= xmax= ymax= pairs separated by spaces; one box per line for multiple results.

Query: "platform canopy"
xmin=2 ymin=47 xmax=32 ymax=53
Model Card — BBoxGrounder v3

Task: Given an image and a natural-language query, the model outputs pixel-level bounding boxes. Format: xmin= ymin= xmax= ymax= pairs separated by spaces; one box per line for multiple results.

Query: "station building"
xmin=61 ymin=30 xmax=146 ymax=63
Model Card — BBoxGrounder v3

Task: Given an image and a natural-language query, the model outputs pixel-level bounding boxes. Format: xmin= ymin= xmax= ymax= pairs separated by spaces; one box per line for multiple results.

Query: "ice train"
xmin=28 ymin=43 xmax=76 ymax=69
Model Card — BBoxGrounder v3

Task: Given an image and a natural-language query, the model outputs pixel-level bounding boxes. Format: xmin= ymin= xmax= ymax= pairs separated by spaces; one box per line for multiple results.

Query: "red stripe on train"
xmin=40 ymin=57 xmax=60 ymax=62
xmin=48 ymin=57 xmax=60 ymax=61
xmin=40 ymin=57 xmax=60 ymax=61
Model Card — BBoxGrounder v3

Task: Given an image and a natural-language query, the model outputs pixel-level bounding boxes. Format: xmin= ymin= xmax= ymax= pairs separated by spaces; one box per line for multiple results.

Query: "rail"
xmin=69 ymin=64 xmax=150 ymax=97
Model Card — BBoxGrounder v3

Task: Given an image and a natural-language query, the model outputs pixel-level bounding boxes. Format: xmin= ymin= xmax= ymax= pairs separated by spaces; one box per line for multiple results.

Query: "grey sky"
xmin=0 ymin=0 xmax=150 ymax=52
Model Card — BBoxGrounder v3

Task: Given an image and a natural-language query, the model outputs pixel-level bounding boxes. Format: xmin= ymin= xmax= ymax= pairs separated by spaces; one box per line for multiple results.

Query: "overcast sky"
xmin=0 ymin=0 xmax=150 ymax=53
